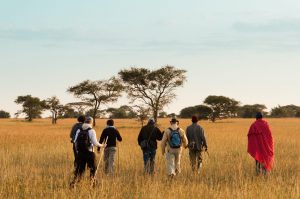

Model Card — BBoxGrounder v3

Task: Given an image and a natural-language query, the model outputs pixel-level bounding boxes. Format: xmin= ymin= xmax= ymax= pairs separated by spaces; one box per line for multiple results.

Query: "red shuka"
xmin=247 ymin=119 xmax=274 ymax=171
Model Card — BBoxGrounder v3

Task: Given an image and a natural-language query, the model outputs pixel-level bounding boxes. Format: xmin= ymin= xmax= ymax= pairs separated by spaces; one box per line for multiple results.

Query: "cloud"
xmin=0 ymin=27 xmax=122 ymax=44
xmin=233 ymin=18 xmax=300 ymax=33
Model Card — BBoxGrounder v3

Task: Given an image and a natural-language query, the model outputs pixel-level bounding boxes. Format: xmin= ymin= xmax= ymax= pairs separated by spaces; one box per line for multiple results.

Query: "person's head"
xmin=77 ymin=115 xmax=85 ymax=123
xmin=85 ymin=116 xmax=93 ymax=124
xmin=170 ymin=116 xmax=179 ymax=125
xmin=107 ymin=119 xmax=114 ymax=126
xmin=192 ymin=115 xmax=198 ymax=123
xmin=256 ymin=112 xmax=263 ymax=120
xmin=148 ymin=118 xmax=155 ymax=125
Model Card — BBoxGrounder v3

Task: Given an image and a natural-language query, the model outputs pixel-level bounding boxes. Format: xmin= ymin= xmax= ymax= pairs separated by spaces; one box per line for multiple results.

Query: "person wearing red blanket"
xmin=247 ymin=112 xmax=274 ymax=175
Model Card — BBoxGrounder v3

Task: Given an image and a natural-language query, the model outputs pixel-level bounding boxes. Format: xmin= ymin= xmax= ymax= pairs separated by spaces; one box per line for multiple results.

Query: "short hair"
xmin=107 ymin=119 xmax=114 ymax=126
xmin=256 ymin=112 xmax=263 ymax=119
xmin=192 ymin=115 xmax=198 ymax=123
xmin=77 ymin=115 xmax=85 ymax=123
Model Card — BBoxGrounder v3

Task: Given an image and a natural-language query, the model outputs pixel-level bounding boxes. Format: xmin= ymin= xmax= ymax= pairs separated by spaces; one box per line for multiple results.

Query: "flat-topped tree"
xmin=15 ymin=95 xmax=46 ymax=121
xmin=119 ymin=66 xmax=187 ymax=122
xmin=67 ymin=77 xmax=124 ymax=126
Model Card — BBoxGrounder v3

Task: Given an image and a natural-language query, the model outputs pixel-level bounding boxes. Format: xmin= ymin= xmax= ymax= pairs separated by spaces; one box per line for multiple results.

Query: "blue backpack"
xmin=168 ymin=128 xmax=182 ymax=148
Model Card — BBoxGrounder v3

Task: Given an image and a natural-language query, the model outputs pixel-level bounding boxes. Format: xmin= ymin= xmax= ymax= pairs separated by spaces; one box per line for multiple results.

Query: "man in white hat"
xmin=161 ymin=116 xmax=188 ymax=177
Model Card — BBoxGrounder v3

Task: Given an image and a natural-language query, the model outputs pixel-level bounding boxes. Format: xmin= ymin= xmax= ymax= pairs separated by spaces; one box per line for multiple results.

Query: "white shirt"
xmin=74 ymin=123 xmax=102 ymax=152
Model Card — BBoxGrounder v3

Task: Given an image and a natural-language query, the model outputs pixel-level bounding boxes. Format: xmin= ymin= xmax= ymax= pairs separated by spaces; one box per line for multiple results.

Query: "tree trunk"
xmin=52 ymin=112 xmax=55 ymax=124
xmin=92 ymin=104 xmax=98 ymax=127
xmin=28 ymin=108 xmax=32 ymax=122
xmin=153 ymin=107 xmax=158 ymax=123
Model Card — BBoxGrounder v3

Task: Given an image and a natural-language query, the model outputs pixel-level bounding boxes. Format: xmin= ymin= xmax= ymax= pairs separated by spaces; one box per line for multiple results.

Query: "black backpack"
xmin=76 ymin=128 xmax=92 ymax=152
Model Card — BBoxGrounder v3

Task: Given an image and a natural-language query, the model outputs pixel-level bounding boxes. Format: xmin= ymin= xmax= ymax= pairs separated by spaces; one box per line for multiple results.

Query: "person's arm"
xmin=99 ymin=130 xmax=106 ymax=144
xmin=116 ymin=129 xmax=122 ymax=142
xmin=156 ymin=127 xmax=163 ymax=141
xmin=69 ymin=124 xmax=77 ymax=142
xmin=137 ymin=128 xmax=143 ymax=145
xmin=201 ymin=128 xmax=208 ymax=150
xmin=161 ymin=130 xmax=168 ymax=155
xmin=180 ymin=129 xmax=188 ymax=148
xmin=89 ymin=130 xmax=104 ymax=147
xmin=73 ymin=129 xmax=80 ymax=143
xmin=98 ymin=130 xmax=106 ymax=151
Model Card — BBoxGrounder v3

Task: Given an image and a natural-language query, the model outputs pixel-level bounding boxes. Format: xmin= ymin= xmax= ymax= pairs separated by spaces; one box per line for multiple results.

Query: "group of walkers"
xmin=69 ymin=112 xmax=274 ymax=187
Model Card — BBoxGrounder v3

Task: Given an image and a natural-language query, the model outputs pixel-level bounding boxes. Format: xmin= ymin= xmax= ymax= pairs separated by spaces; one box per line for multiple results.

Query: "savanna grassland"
xmin=0 ymin=118 xmax=299 ymax=199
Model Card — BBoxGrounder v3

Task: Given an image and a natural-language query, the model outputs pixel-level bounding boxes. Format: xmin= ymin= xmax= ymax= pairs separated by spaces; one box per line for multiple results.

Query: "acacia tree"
xmin=67 ymin=77 xmax=124 ymax=126
xmin=45 ymin=96 xmax=64 ymax=124
xmin=15 ymin=95 xmax=46 ymax=121
xmin=119 ymin=66 xmax=187 ymax=122
xmin=204 ymin=95 xmax=239 ymax=122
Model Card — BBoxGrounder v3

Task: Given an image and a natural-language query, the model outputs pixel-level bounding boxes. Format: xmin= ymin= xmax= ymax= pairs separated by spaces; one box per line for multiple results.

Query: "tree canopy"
xmin=0 ymin=110 xmax=10 ymax=118
xmin=15 ymin=95 xmax=46 ymax=121
xmin=119 ymin=66 xmax=186 ymax=121
xmin=45 ymin=96 xmax=64 ymax=124
xmin=237 ymin=104 xmax=267 ymax=118
xmin=180 ymin=105 xmax=212 ymax=120
xmin=270 ymin=105 xmax=300 ymax=118
xmin=204 ymin=95 xmax=239 ymax=122
xmin=67 ymin=77 xmax=124 ymax=126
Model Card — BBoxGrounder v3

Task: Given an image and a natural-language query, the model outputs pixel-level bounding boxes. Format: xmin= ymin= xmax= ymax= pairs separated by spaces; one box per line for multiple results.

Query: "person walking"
xmin=138 ymin=118 xmax=163 ymax=174
xmin=248 ymin=112 xmax=274 ymax=175
xmin=161 ymin=117 xmax=188 ymax=177
xmin=186 ymin=116 xmax=208 ymax=174
xmin=70 ymin=117 xmax=106 ymax=187
xmin=98 ymin=119 xmax=122 ymax=175
xmin=69 ymin=115 xmax=85 ymax=167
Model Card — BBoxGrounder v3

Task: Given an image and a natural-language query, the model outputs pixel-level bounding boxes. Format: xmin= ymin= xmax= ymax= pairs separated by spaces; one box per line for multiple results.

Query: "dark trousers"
xmin=189 ymin=149 xmax=203 ymax=172
xmin=72 ymin=144 xmax=78 ymax=167
xmin=143 ymin=148 xmax=156 ymax=174
xmin=71 ymin=151 xmax=97 ymax=184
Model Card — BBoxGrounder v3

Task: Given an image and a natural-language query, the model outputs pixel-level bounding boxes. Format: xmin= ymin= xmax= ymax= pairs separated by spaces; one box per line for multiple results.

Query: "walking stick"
xmin=117 ymin=141 xmax=120 ymax=174
xmin=94 ymin=137 xmax=108 ymax=179
xmin=206 ymin=150 xmax=210 ymax=157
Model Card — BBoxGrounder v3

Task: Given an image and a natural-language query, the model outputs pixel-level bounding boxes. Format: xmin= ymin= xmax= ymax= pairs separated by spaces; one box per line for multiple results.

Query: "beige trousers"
xmin=166 ymin=149 xmax=181 ymax=176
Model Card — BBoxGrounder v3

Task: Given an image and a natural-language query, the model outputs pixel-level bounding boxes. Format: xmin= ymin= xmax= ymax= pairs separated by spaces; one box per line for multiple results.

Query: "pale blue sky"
xmin=1 ymin=0 xmax=300 ymax=116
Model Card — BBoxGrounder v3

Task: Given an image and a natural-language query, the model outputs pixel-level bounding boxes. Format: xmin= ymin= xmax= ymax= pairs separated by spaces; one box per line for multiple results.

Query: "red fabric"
xmin=247 ymin=119 xmax=274 ymax=171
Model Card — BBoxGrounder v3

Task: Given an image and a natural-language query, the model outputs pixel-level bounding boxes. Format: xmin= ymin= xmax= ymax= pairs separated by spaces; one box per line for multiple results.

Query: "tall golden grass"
xmin=0 ymin=118 xmax=299 ymax=199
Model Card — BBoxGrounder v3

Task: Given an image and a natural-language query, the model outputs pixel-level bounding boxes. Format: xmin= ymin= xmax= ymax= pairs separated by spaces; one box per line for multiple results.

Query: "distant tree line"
xmin=11 ymin=66 xmax=186 ymax=126
xmin=6 ymin=66 xmax=300 ymax=124
xmin=179 ymin=95 xmax=300 ymax=122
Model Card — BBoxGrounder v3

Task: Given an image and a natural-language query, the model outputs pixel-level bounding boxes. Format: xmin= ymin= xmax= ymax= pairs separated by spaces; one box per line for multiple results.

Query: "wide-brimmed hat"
xmin=170 ymin=116 xmax=178 ymax=123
